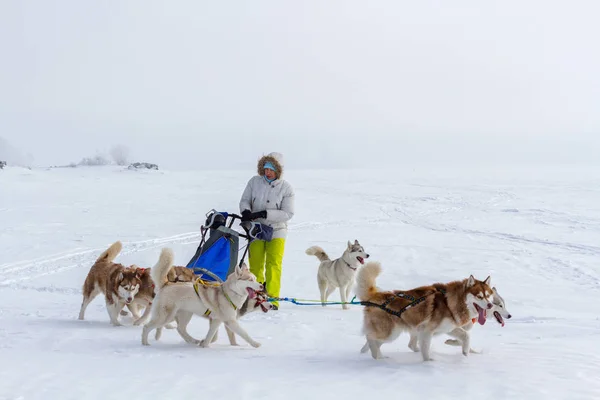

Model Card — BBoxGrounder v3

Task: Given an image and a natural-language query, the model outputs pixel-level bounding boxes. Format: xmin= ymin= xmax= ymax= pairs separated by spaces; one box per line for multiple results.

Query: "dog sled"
xmin=184 ymin=209 xmax=273 ymax=283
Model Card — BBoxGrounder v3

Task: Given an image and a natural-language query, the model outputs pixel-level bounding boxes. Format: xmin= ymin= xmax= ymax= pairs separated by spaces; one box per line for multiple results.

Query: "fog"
xmin=1 ymin=1 xmax=599 ymax=170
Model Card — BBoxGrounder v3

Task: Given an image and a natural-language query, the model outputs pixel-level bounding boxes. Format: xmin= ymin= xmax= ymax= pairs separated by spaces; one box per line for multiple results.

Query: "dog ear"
xmin=492 ymin=286 xmax=497 ymax=293
xmin=484 ymin=276 xmax=492 ymax=287
xmin=117 ymin=272 xmax=124 ymax=282
xmin=354 ymin=239 xmax=359 ymax=245
xmin=467 ymin=275 xmax=475 ymax=287
xmin=347 ymin=241 xmax=352 ymax=248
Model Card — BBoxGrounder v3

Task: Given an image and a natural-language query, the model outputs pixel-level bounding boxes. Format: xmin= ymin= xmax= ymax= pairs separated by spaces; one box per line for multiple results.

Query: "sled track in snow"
xmin=394 ymin=207 xmax=600 ymax=255
xmin=391 ymin=207 xmax=600 ymax=290
xmin=0 ymin=232 xmax=201 ymax=286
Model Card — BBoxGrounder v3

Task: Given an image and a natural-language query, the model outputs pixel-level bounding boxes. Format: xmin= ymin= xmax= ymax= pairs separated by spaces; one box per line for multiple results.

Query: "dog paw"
xmin=165 ymin=323 xmax=176 ymax=329
xmin=408 ymin=345 xmax=420 ymax=352
xmin=250 ymin=341 xmax=261 ymax=348
xmin=133 ymin=319 xmax=142 ymax=326
xmin=120 ymin=310 xmax=129 ymax=316
xmin=445 ymin=339 xmax=460 ymax=346
xmin=198 ymin=340 xmax=210 ymax=348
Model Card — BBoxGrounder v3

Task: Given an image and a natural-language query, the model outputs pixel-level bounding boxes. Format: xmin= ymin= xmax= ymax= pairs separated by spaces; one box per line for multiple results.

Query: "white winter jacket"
xmin=239 ymin=153 xmax=295 ymax=240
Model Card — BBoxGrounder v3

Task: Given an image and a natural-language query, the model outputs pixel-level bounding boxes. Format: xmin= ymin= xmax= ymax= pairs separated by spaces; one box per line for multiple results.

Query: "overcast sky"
xmin=1 ymin=1 xmax=599 ymax=169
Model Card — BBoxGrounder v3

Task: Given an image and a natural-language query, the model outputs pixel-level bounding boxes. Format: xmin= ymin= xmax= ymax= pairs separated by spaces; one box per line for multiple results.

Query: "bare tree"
xmin=109 ymin=144 xmax=130 ymax=166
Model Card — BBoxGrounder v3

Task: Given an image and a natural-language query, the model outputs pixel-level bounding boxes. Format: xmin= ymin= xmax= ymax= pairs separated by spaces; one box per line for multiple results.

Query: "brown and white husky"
xmin=355 ymin=261 xmax=494 ymax=361
xmin=78 ymin=241 xmax=142 ymax=326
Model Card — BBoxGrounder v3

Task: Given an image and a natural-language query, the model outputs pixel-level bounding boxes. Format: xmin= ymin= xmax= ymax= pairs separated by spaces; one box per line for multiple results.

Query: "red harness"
xmin=136 ymin=268 xmax=155 ymax=289
xmin=254 ymin=295 xmax=271 ymax=312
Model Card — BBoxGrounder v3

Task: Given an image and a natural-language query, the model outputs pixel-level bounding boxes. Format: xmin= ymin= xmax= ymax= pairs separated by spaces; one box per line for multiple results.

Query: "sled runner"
xmin=184 ymin=209 xmax=273 ymax=283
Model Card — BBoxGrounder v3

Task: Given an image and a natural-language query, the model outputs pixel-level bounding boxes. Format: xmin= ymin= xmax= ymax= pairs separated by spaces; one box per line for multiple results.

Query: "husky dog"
xmin=355 ymin=261 xmax=494 ymax=361
xmin=141 ymin=248 xmax=264 ymax=348
xmin=119 ymin=265 xmax=194 ymax=321
xmin=166 ymin=265 xmax=196 ymax=283
xmin=121 ymin=267 xmax=156 ymax=326
xmin=153 ymin=266 xmax=273 ymax=344
xmin=120 ymin=264 xmax=196 ymax=316
xmin=306 ymin=240 xmax=370 ymax=310
xmin=488 ymin=287 xmax=512 ymax=326
xmin=443 ymin=286 xmax=512 ymax=351
xmin=78 ymin=241 xmax=142 ymax=326
xmin=156 ymin=287 xmax=274 ymax=346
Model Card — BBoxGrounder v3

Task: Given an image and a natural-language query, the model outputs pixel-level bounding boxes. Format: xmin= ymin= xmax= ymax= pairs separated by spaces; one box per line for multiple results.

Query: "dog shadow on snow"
xmin=41 ymin=316 xmax=141 ymax=330
xmin=349 ymin=341 xmax=487 ymax=370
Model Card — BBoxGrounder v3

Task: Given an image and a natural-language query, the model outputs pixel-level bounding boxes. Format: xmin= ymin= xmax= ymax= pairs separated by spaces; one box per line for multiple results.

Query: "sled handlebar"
xmin=225 ymin=213 xmax=242 ymax=229
xmin=204 ymin=210 xmax=262 ymax=239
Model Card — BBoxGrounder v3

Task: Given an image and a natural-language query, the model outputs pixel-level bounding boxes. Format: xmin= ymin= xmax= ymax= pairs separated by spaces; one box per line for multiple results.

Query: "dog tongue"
xmin=246 ymin=287 xmax=257 ymax=299
xmin=477 ymin=307 xmax=486 ymax=325
xmin=494 ymin=311 xmax=505 ymax=327
xmin=357 ymin=257 xmax=364 ymax=265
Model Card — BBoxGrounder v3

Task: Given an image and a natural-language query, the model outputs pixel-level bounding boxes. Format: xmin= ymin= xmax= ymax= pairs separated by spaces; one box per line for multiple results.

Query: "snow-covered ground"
xmin=1 ymin=165 xmax=599 ymax=400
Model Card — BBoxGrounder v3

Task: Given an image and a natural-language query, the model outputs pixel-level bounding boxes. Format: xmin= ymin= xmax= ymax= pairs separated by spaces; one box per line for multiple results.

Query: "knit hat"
xmin=257 ymin=152 xmax=284 ymax=180
xmin=263 ymin=161 xmax=277 ymax=172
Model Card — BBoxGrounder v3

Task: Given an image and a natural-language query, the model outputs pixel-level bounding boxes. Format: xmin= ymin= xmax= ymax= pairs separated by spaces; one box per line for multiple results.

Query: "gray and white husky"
xmin=442 ymin=286 xmax=512 ymax=352
xmin=306 ymin=240 xmax=370 ymax=310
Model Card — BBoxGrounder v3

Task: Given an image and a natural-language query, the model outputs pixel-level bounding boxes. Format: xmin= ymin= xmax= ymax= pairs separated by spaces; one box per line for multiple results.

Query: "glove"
xmin=241 ymin=210 xmax=267 ymax=221
xmin=253 ymin=210 xmax=268 ymax=220
xmin=241 ymin=209 xmax=252 ymax=221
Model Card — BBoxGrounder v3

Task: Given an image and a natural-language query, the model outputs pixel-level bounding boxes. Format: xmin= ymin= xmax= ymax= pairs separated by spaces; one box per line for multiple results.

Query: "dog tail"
xmin=305 ymin=246 xmax=330 ymax=262
xmin=95 ymin=241 xmax=123 ymax=264
xmin=151 ymin=247 xmax=175 ymax=290
xmin=355 ymin=261 xmax=382 ymax=301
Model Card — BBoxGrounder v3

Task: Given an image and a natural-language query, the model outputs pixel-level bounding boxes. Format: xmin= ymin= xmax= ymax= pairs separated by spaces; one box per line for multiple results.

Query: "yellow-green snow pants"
xmin=248 ymin=238 xmax=285 ymax=307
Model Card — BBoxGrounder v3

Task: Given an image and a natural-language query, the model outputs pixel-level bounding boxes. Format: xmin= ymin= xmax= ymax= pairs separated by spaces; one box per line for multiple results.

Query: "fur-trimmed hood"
xmin=257 ymin=152 xmax=284 ymax=180
xmin=241 ymin=151 xmax=294 ymax=240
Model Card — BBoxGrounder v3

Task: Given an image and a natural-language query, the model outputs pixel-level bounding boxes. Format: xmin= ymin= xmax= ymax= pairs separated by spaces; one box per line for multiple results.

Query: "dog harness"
xmin=193 ymin=277 xmax=237 ymax=317
xmin=360 ymin=288 xmax=447 ymax=318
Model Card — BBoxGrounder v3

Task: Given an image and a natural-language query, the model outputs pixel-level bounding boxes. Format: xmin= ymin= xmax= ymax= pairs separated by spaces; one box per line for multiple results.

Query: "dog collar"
xmin=342 ymin=259 xmax=357 ymax=271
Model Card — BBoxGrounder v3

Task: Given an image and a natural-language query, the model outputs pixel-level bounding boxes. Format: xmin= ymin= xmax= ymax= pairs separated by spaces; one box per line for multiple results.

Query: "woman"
xmin=239 ymin=152 xmax=295 ymax=309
